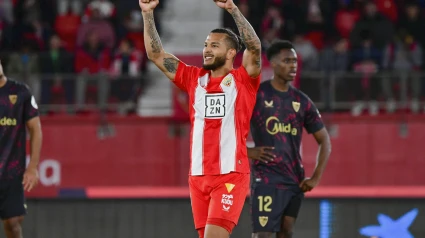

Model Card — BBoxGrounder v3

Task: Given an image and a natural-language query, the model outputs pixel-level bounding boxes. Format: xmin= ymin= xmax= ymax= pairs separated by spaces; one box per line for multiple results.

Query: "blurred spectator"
xmin=334 ymin=0 xmax=360 ymax=39
xmin=375 ymin=0 xmax=398 ymax=23
xmin=39 ymin=35 xmax=74 ymax=110
xmin=398 ymin=2 xmax=425 ymax=68
xmin=82 ymin=0 xmax=116 ymax=23
xmin=74 ymin=32 xmax=111 ymax=111
xmin=320 ymin=38 xmax=349 ymax=110
xmin=54 ymin=4 xmax=81 ymax=52
xmin=261 ymin=5 xmax=284 ymax=49
xmin=6 ymin=42 xmax=40 ymax=101
xmin=0 ymin=0 xmax=14 ymax=23
xmin=350 ymin=30 xmax=383 ymax=116
xmin=382 ymin=34 xmax=422 ymax=113
xmin=350 ymin=0 xmax=394 ymax=50
xmin=320 ymin=38 xmax=349 ymax=73
xmin=293 ymin=34 xmax=318 ymax=70
xmin=116 ymin=10 xmax=148 ymax=72
xmin=57 ymin=0 xmax=82 ymax=15
xmin=110 ymin=39 xmax=142 ymax=115
xmin=76 ymin=7 xmax=115 ymax=49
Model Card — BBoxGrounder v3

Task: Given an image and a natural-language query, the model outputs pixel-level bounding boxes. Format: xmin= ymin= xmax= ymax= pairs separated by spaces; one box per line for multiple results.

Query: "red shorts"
xmin=189 ymin=172 xmax=250 ymax=233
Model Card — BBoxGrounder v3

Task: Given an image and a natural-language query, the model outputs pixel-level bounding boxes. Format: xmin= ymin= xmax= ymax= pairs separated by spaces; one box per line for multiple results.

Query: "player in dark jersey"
xmin=0 ymin=60 xmax=42 ymax=238
xmin=248 ymin=40 xmax=331 ymax=238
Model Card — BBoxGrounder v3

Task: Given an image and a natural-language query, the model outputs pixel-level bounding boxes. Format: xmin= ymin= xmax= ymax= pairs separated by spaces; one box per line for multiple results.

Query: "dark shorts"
xmin=250 ymin=185 xmax=304 ymax=233
xmin=0 ymin=179 xmax=27 ymax=220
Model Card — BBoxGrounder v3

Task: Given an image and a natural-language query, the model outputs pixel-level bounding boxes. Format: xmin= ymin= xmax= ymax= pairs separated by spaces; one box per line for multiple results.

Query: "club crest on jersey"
xmin=221 ymin=75 xmax=233 ymax=87
xmin=292 ymin=101 xmax=300 ymax=112
xmin=259 ymin=216 xmax=268 ymax=227
xmin=265 ymin=100 xmax=273 ymax=108
xmin=9 ymin=95 xmax=17 ymax=105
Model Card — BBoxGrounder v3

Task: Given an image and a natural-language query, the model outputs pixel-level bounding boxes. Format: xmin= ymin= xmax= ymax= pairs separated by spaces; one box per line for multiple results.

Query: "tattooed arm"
xmin=228 ymin=6 xmax=261 ymax=77
xmin=141 ymin=10 xmax=181 ymax=81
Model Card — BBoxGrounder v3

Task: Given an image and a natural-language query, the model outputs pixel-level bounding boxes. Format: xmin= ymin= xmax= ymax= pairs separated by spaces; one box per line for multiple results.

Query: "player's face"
xmin=202 ymin=33 xmax=230 ymax=70
xmin=272 ymin=49 xmax=297 ymax=81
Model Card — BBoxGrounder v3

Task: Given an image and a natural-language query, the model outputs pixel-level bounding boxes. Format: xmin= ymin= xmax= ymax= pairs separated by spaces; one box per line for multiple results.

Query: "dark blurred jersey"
xmin=0 ymin=79 xmax=39 ymax=181
xmin=250 ymin=80 xmax=323 ymax=189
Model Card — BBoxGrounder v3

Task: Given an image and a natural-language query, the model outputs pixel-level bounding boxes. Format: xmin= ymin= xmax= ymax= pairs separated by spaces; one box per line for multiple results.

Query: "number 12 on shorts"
xmin=258 ymin=196 xmax=272 ymax=212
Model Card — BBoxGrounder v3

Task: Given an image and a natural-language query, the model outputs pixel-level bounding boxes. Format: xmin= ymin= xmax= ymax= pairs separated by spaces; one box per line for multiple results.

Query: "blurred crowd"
xmin=223 ymin=0 xmax=425 ymax=115
xmin=0 ymin=0 xmax=167 ymax=115
xmin=1 ymin=0 xmax=425 ymax=116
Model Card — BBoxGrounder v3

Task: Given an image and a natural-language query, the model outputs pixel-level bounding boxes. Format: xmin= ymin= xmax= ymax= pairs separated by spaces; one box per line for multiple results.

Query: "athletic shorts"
xmin=189 ymin=172 xmax=250 ymax=232
xmin=251 ymin=184 xmax=303 ymax=233
xmin=0 ymin=178 xmax=27 ymax=220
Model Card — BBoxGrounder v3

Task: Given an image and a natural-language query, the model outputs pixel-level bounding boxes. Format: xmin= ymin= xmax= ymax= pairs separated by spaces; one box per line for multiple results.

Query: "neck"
xmin=210 ymin=64 xmax=233 ymax=78
xmin=0 ymin=75 xmax=7 ymax=88
xmin=271 ymin=75 xmax=290 ymax=92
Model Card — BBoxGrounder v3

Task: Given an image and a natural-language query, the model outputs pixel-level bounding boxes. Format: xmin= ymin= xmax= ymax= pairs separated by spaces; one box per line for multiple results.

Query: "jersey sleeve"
xmin=304 ymin=98 xmax=324 ymax=134
xmin=23 ymin=87 xmax=39 ymax=122
xmin=236 ymin=66 xmax=261 ymax=94
xmin=173 ymin=61 xmax=199 ymax=92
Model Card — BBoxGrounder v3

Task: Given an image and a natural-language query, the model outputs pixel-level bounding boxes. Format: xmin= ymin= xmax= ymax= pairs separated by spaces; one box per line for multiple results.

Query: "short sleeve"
xmin=173 ymin=62 xmax=200 ymax=92
xmin=236 ymin=66 xmax=261 ymax=94
xmin=23 ymin=88 xmax=39 ymax=122
xmin=304 ymin=98 xmax=324 ymax=134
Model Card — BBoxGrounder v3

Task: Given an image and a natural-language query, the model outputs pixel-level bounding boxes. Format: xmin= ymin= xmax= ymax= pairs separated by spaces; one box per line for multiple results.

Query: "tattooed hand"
xmin=139 ymin=0 xmax=159 ymax=12
xmin=213 ymin=0 xmax=237 ymax=11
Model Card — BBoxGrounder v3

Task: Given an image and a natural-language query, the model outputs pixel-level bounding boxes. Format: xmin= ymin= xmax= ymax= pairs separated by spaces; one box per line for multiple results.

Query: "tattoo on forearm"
xmin=229 ymin=8 xmax=260 ymax=52
xmin=229 ymin=8 xmax=261 ymax=67
xmin=163 ymin=58 xmax=179 ymax=73
xmin=144 ymin=11 xmax=162 ymax=54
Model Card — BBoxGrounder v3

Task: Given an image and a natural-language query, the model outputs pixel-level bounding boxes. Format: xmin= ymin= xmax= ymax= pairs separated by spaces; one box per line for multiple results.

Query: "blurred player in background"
xmin=139 ymin=0 xmax=261 ymax=236
xmin=248 ymin=40 xmax=331 ymax=238
xmin=0 ymin=60 xmax=42 ymax=238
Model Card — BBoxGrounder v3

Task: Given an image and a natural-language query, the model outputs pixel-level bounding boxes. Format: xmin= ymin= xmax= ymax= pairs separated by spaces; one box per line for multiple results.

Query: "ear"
xmin=227 ymin=48 xmax=237 ymax=60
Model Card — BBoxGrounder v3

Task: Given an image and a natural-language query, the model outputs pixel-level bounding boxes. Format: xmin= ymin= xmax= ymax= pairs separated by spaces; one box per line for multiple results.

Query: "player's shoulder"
xmin=6 ymin=79 xmax=31 ymax=93
xmin=290 ymin=86 xmax=312 ymax=102
xmin=258 ymin=79 xmax=272 ymax=91
xmin=179 ymin=62 xmax=205 ymax=78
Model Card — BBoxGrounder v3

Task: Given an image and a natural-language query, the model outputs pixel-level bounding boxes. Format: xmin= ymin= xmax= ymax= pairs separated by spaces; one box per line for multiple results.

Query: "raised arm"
xmin=215 ymin=0 xmax=261 ymax=77
xmin=140 ymin=0 xmax=180 ymax=81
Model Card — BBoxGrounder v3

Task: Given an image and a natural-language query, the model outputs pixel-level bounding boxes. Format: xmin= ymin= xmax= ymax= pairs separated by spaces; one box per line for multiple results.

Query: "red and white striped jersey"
xmin=174 ymin=62 xmax=260 ymax=176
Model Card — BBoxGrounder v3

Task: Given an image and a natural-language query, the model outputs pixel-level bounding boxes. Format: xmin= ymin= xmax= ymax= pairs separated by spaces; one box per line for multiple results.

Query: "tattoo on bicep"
xmin=163 ymin=58 xmax=179 ymax=73
xmin=146 ymin=12 xmax=161 ymax=54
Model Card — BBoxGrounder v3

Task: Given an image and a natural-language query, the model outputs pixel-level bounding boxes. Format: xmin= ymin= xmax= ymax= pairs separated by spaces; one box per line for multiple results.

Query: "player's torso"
xmin=252 ymin=83 xmax=305 ymax=151
xmin=0 ymin=83 xmax=25 ymax=134
xmin=250 ymin=82 xmax=307 ymax=186
xmin=187 ymin=72 xmax=256 ymax=175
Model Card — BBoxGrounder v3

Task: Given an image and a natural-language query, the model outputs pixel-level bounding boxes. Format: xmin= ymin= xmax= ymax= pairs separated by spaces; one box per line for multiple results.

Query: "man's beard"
xmin=202 ymin=55 xmax=226 ymax=70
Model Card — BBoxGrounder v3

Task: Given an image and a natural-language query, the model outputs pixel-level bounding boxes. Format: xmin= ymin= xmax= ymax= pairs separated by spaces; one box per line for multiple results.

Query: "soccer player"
xmin=0 ymin=60 xmax=42 ymax=238
xmin=248 ymin=40 xmax=331 ymax=238
xmin=138 ymin=0 xmax=261 ymax=237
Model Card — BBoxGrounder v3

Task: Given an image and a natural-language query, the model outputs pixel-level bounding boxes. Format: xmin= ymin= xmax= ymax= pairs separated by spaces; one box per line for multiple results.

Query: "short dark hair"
xmin=266 ymin=40 xmax=295 ymax=61
xmin=210 ymin=28 xmax=243 ymax=52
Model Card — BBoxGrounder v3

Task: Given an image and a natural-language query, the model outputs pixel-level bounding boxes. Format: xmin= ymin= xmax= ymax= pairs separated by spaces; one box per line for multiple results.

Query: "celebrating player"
xmin=139 ymin=0 xmax=261 ymax=237
xmin=0 ymin=60 xmax=42 ymax=238
xmin=248 ymin=40 xmax=331 ymax=238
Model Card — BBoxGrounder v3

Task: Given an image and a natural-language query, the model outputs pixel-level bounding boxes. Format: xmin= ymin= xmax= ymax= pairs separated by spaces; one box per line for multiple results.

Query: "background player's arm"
xmin=140 ymin=0 xmax=181 ymax=81
xmin=219 ymin=0 xmax=261 ymax=77
xmin=311 ymin=128 xmax=331 ymax=181
xmin=24 ymin=116 xmax=42 ymax=191
xmin=300 ymin=128 xmax=331 ymax=192
xmin=26 ymin=117 xmax=42 ymax=170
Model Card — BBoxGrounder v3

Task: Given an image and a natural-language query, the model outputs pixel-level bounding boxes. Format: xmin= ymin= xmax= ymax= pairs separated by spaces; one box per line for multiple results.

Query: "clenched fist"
xmin=213 ymin=0 xmax=237 ymax=11
xmin=139 ymin=0 xmax=159 ymax=12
